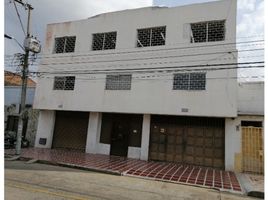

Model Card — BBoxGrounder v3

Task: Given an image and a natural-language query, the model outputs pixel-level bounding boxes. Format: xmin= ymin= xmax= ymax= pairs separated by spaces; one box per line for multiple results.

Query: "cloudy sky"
xmin=4 ymin=0 xmax=264 ymax=81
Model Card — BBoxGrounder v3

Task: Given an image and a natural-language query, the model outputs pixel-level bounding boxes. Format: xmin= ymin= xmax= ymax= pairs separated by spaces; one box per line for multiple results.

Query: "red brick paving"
xmin=5 ymin=148 xmax=242 ymax=192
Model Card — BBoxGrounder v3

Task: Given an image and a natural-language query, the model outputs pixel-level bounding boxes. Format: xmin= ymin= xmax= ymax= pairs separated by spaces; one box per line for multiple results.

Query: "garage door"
xmin=149 ymin=116 xmax=225 ymax=168
xmin=52 ymin=111 xmax=89 ymax=151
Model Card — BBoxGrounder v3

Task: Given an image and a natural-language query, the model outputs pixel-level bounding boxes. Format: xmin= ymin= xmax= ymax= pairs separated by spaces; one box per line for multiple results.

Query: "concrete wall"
xmin=34 ymin=0 xmax=238 ymax=118
xmin=5 ymin=86 xmax=35 ymax=106
xmin=238 ymin=82 xmax=264 ymax=115
xmin=35 ymin=110 xmax=55 ymax=148
xmin=225 ymin=115 xmax=264 ymax=171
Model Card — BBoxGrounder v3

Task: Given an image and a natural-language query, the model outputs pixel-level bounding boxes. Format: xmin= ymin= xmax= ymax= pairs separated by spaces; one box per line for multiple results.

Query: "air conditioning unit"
xmin=24 ymin=37 xmax=41 ymax=53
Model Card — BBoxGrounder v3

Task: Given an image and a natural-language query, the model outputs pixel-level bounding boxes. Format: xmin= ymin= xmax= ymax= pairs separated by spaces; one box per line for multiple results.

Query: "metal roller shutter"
xmin=52 ymin=111 xmax=89 ymax=151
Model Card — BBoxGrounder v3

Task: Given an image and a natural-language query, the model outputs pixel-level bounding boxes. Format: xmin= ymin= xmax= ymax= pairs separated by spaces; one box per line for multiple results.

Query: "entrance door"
xmin=110 ymin=122 xmax=129 ymax=157
xmin=242 ymin=126 xmax=264 ymax=174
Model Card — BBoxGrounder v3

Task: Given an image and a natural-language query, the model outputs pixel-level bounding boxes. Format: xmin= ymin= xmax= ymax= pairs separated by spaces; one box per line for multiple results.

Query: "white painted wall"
xmin=238 ymin=82 xmax=264 ymax=115
xmin=35 ymin=110 xmax=55 ymax=148
xmin=225 ymin=115 xmax=264 ymax=171
xmin=34 ymin=0 xmax=238 ymax=118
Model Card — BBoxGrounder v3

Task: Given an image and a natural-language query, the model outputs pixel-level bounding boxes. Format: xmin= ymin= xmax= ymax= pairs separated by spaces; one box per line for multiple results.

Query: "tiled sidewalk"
xmin=5 ymin=148 xmax=242 ymax=193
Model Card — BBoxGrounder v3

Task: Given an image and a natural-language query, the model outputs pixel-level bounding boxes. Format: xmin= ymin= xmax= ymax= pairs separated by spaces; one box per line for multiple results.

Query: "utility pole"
xmin=14 ymin=0 xmax=33 ymax=155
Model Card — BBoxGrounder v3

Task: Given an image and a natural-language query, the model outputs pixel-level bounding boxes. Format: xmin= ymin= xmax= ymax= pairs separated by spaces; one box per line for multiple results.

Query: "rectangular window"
xmin=137 ymin=26 xmax=166 ymax=47
xmin=173 ymin=73 xmax=206 ymax=90
xmin=92 ymin=32 xmax=117 ymax=50
xmin=53 ymin=76 xmax=75 ymax=90
xmin=54 ymin=36 xmax=76 ymax=53
xmin=105 ymin=74 xmax=132 ymax=90
xmin=191 ymin=20 xmax=225 ymax=43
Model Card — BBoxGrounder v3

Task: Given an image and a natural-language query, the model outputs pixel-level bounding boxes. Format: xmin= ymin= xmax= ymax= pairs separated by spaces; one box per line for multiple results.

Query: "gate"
xmin=149 ymin=116 xmax=225 ymax=168
xmin=242 ymin=127 xmax=264 ymax=174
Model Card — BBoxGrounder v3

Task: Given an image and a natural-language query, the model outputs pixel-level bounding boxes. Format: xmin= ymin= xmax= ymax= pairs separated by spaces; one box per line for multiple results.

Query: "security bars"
xmin=53 ymin=76 xmax=75 ymax=90
xmin=54 ymin=36 xmax=76 ymax=53
xmin=105 ymin=74 xmax=132 ymax=90
xmin=92 ymin=32 xmax=117 ymax=50
xmin=137 ymin=26 xmax=166 ymax=47
xmin=173 ymin=73 xmax=206 ymax=90
xmin=190 ymin=20 xmax=225 ymax=43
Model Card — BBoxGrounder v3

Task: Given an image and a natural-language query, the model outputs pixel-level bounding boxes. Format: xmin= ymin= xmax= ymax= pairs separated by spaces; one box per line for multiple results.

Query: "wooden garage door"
xmin=149 ymin=116 xmax=225 ymax=168
xmin=52 ymin=111 xmax=89 ymax=151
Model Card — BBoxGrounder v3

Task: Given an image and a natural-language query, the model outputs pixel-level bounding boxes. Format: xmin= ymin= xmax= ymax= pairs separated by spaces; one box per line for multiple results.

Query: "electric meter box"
xmin=24 ymin=37 xmax=41 ymax=53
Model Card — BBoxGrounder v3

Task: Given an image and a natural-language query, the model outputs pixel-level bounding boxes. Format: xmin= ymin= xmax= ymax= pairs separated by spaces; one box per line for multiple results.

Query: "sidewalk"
xmin=5 ymin=148 xmax=243 ymax=194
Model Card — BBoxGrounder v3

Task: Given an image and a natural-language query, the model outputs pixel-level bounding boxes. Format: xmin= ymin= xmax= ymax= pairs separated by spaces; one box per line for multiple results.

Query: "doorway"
xmin=110 ymin=121 xmax=129 ymax=157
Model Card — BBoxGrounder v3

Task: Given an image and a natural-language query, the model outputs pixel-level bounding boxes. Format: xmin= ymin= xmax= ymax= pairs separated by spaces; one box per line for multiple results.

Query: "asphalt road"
xmin=5 ymin=160 xmax=258 ymax=200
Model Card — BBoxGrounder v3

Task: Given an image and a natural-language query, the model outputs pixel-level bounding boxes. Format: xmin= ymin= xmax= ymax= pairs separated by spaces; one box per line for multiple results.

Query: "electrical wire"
xmin=12 ymin=0 xmax=26 ymax=36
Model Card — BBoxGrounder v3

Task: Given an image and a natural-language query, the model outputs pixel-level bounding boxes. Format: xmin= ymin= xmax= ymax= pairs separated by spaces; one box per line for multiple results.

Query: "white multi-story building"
xmin=33 ymin=0 xmax=263 ymax=172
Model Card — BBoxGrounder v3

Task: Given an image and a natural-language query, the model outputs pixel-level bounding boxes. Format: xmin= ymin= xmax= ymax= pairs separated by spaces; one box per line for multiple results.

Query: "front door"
xmin=110 ymin=122 xmax=129 ymax=157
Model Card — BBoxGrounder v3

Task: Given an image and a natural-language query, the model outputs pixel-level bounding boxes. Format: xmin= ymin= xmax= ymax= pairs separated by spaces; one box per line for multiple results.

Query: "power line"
xmin=31 ymin=39 xmax=265 ymax=60
xmin=12 ymin=0 xmax=26 ymax=36
xmin=38 ymin=48 xmax=264 ymax=67
xmin=31 ymin=63 xmax=264 ymax=75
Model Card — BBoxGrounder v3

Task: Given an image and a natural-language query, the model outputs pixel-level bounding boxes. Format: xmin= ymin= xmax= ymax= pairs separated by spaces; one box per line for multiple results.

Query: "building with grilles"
xmin=33 ymin=0 xmax=263 ymax=173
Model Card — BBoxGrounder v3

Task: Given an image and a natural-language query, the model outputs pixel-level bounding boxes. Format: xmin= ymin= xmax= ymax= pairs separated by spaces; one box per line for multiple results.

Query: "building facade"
xmin=33 ymin=0 xmax=261 ymax=171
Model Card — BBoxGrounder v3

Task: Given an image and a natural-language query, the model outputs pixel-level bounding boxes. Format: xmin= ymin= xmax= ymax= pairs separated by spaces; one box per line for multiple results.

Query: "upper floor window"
xmin=173 ymin=73 xmax=206 ymax=90
xmin=137 ymin=26 xmax=166 ymax=47
xmin=92 ymin=32 xmax=117 ymax=51
xmin=54 ymin=36 xmax=76 ymax=53
xmin=190 ymin=20 xmax=225 ymax=43
xmin=105 ymin=74 xmax=132 ymax=90
xmin=53 ymin=76 xmax=75 ymax=90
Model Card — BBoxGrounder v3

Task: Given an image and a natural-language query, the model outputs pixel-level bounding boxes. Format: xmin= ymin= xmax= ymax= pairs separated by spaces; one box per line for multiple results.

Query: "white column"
xmin=34 ymin=110 xmax=55 ymax=148
xmin=225 ymin=117 xmax=241 ymax=171
xmin=86 ymin=112 xmax=102 ymax=154
xmin=140 ymin=114 xmax=151 ymax=160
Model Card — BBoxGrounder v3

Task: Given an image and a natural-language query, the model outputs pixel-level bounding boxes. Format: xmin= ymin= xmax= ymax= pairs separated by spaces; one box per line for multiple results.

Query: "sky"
xmin=4 ymin=0 xmax=264 ymax=81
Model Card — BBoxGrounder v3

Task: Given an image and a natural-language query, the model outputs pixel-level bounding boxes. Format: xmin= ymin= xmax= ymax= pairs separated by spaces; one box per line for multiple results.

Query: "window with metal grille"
xmin=190 ymin=20 xmax=225 ymax=43
xmin=137 ymin=26 xmax=166 ymax=47
xmin=105 ymin=74 xmax=132 ymax=90
xmin=92 ymin=32 xmax=117 ymax=50
xmin=173 ymin=73 xmax=206 ymax=90
xmin=53 ymin=76 xmax=75 ymax=90
xmin=54 ymin=36 xmax=76 ymax=53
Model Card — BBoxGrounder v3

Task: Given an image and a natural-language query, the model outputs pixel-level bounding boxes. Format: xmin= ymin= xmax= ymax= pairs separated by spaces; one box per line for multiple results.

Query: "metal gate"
xmin=52 ymin=111 xmax=89 ymax=151
xmin=242 ymin=127 xmax=264 ymax=174
xmin=149 ymin=116 xmax=225 ymax=168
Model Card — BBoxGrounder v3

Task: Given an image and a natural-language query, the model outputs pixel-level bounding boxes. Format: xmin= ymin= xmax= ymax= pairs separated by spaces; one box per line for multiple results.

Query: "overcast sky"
xmin=4 ymin=0 xmax=264 ymax=81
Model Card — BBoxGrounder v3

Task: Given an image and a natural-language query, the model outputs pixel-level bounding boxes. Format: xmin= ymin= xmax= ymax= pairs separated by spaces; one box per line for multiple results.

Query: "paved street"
xmin=5 ymin=160 xmax=258 ymax=200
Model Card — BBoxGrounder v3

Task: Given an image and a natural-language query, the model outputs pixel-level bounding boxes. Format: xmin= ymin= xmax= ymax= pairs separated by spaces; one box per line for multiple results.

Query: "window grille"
xmin=105 ymin=74 xmax=132 ymax=90
xmin=53 ymin=76 xmax=75 ymax=90
xmin=191 ymin=20 xmax=225 ymax=43
xmin=137 ymin=26 xmax=166 ymax=47
xmin=54 ymin=36 xmax=76 ymax=53
xmin=173 ymin=73 xmax=206 ymax=90
xmin=92 ymin=32 xmax=117 ymax=50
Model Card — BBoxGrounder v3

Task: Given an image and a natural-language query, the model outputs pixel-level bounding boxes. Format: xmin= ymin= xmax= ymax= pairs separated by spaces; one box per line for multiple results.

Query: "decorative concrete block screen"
xmin=105 ymin=74 xmax=132 ymax=90
xmin=92 ymin=32 xmax=117 ymax=50
xmin=54 ymin=36 xmax=76 ymax=53
xmin=191 ymin=20 xmax=225 ymax=43
xmin=173 ymin=73 xmax=206 ymax=90
xmin=53 ymin=76 xmax=75 ymax=90
xmin=137 ymin=26 xmax=166 ymax=47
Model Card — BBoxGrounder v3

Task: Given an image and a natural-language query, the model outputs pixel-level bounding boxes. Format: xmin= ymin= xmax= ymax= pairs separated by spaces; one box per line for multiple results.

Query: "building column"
xmin=225 ymin=118 xmax=241 ymax=171
xmin=34 ymin=110 xmax=55 ymax=148
xmin=86 ymin=112 xmax=102 ymax=154
xmin=140 ymin=114 xmax=151 ymax=160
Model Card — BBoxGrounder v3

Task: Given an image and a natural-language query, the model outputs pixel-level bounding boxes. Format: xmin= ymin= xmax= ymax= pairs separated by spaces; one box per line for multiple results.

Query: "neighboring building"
xmin=4 ymin=70 xmax=38 ymax=146
xmin=226 ymin=81 xmax=264 ymax=174
xmin=33 ymin=0 xmax=263 ymax=172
